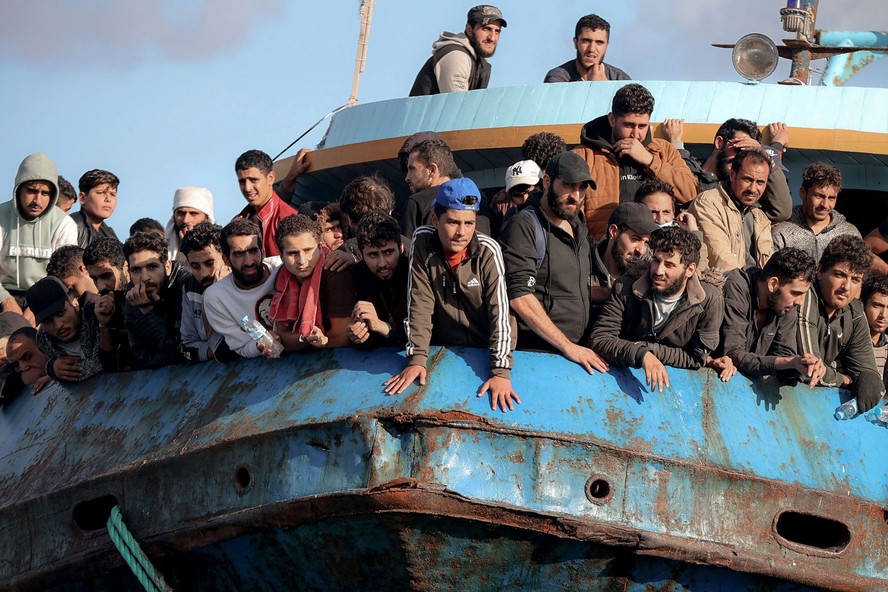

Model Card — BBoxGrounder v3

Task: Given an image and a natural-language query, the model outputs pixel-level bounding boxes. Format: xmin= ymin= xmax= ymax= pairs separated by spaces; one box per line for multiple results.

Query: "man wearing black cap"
xmin=26 ymin=276 xmax=120 ymax=383
xmin=385 ymin=178 xmax=519 ymax=413
xmin=591 ymin=227 xmax=724 ymax=393
xmin=590 ymin=202 xmax=660 ymax=321
xmin=500 ymin=151 xmax=608 ymax=375
xmin=409 ymin=5 xmax=506 ymax=96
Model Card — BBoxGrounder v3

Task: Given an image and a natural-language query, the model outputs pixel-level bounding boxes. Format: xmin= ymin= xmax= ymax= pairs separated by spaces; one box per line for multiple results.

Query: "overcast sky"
xmin=1 ymin=0 xmax=886 ymax=233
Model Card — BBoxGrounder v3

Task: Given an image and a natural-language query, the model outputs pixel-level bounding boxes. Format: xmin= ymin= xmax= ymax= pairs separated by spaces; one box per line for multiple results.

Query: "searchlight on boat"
xmin=731 ymin=33 xmax=779 ymax=84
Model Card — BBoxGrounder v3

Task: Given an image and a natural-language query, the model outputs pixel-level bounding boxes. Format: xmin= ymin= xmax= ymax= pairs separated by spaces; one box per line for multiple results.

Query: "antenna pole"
xmin=348 ymin=0 xmax=376 ymax=106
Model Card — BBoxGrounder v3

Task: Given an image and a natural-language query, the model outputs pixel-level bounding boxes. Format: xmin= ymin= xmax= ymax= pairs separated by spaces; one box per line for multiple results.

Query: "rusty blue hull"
xmin=0 ymin=346 xmax=885 ymax=591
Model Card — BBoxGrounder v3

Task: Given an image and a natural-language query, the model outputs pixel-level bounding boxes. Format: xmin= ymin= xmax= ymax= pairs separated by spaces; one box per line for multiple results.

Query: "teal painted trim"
xmin=323 ymin=82 xmax=888 ymax=148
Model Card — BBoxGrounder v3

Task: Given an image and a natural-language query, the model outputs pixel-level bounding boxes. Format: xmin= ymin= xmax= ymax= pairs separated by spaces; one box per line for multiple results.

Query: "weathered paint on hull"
xmin=0 ymin=347 xmax=885 ymax=590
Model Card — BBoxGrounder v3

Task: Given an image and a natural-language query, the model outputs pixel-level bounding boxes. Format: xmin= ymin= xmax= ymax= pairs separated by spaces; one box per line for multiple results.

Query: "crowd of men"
xmin=2 ymin=6 xmax=887 ymax=417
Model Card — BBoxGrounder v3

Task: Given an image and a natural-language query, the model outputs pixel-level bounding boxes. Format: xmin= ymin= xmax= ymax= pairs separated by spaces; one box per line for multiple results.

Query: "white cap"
xmin=172 ymin=187 xmax=215 ymax=223
xmin=504 ymin=160 xmax=541 ymax=192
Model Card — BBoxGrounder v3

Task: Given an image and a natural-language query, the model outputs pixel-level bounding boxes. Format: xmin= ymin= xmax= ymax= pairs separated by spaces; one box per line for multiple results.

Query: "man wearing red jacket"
xmin=233 ymin=149 xmax=298 ymax=259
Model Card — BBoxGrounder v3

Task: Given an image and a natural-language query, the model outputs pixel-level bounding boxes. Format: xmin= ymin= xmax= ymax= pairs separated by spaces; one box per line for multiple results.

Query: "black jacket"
xmin=720 ymin=267 xmax=798 ymax=377
xmin=500 ymin=195 xmax=592 ymax=349
xmin=351 ymin=254 xmax=410 ymax=349
xmin=124 ymin=261 xmax=190 ymax=370
xmin=591 ymin=273 xmax=724 ymax=369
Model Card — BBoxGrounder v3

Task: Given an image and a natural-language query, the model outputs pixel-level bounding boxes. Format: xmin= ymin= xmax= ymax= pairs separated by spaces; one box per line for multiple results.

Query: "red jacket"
xmin=236 ymin=192 xmax=298 ymax=257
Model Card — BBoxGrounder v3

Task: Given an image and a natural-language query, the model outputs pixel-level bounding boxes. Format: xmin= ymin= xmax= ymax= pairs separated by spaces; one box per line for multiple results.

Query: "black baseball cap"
xmin=467 ymin=5 xmax=507 ymax=27
xmin=545 ymin=152 xmax=596 ymax=189
xmin=607 ymin=202 xmax=660 ymax=235
xmin=26 ymin=276 xmax=69 ymax=326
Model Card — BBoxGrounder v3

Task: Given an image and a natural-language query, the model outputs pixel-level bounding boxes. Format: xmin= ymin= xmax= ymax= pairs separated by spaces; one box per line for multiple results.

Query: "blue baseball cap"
xmin=434 ymin=178 xmax=481 ymax=212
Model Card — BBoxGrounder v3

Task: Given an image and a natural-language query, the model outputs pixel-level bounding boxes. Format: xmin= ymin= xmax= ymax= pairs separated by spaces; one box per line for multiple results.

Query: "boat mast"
xmin=348 ymin=0 xmax=376 ymax=106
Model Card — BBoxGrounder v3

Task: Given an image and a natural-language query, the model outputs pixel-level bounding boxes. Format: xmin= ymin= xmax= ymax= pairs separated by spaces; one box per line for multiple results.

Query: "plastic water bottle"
xmin=241 ymin=315 xmax=283 ymax=358
xmin=833 ymin=399 xmax=858 ymax=421
xmin=865 ymin=405 xmax=888 ymax=426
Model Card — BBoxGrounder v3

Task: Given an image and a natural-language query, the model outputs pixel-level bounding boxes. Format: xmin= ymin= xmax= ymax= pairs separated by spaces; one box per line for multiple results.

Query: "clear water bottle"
xmin=865 ymin=405 xmax=888 ymax=426
xmin=241 ymin=315 xmax=283 ymax=358
xmin=833 ymin=398 xmax=858 ymax=421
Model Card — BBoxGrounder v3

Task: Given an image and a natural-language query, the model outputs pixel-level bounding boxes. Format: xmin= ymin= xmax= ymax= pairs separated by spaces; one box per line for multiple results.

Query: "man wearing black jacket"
xmin=122 ymin=232 xmax=190 ymax=369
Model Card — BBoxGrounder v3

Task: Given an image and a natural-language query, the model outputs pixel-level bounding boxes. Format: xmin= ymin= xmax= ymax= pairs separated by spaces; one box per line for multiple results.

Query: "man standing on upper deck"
xmin=544 ymin=14 xmax=630 ymax=83
xmin=409 ymin=5 xmax=506 ymax=96
xmin=572 ymin=84 xmax=697 ymax=239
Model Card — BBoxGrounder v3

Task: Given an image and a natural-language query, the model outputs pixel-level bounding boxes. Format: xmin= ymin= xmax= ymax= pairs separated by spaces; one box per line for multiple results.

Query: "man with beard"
xmin=688 ymin=150 xmax=774 ymax=272
xmin=402 ymin=139 xmax=456 ymax=238
xmin=83 ymin=238 xmax=131 ymax=370
xmin=591 ymin=227 xmax=724 ymax=393
xmin=204 ymin=219 xmax=279 ymax=359
xmin=164 ymin=186 xmax=215 ymax=262
xmin=718 ymin=247 xmax=821 ymax=381
xmin=347 ymin=212 xmax=409 ymax=348
xmin=798 ymin=235 xmax=883 ymax=412
xmin=572 ymin=84 xmax=697 ymax=239
xmin=501 ymin=152 xmax=608 ymax=375
xmin=409 ymin=5 xmax=506 ymax=96
xmin=663 ymin=118 xmax=792 ymax=224
xmin=861 ymin=275 xmax=888 ymax=390
xmin=544 ymin=14 xmax=630 ymax=83
xmin=772 ymin=163 xmax=860 ymax=262
xmin=179 ymin=223 xmax=235 ymax=363
xmin=122 ymin=232 xmax=191 ymax=369
xmin=589 ymin=202 xmax=659 ymax=322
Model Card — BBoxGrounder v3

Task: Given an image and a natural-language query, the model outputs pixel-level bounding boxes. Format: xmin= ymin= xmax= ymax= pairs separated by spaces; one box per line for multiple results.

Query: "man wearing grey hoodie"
xmin=409 ymin=5 xmax=506 ymax=96
xmin=0 ymin=153 xmax=77 ymax=323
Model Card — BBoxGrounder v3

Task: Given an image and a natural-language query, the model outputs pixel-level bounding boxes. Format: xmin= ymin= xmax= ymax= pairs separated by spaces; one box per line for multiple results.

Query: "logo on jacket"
xmin=466 ymin=277 xmax=480 ymax=288
xmin=527 ymin=277 xmax=536 ymax=288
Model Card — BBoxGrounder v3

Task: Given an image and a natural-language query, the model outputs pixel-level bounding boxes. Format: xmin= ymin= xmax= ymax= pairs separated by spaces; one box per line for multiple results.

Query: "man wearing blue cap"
xmin=385 ymin=177 xmax=519 ymax=413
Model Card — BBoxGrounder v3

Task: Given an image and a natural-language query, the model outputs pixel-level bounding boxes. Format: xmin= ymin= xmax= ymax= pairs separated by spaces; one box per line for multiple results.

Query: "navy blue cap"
xmin=434 ymin=178 xmax=481 ymax=212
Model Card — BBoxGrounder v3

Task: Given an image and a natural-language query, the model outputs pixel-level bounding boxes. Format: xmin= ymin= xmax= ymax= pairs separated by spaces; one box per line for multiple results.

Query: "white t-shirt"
xmin=652 ymin=292 xmax=682 ymax=333
xmin=203 ymin=264 xmax=279 ymax=358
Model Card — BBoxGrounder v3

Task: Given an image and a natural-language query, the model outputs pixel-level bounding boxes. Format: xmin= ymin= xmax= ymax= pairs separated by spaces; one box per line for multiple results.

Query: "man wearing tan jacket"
xmin=688 ymin=150 xmax=774 ymax=271
xmin=572 ymin=83 xmax=697 ymax=240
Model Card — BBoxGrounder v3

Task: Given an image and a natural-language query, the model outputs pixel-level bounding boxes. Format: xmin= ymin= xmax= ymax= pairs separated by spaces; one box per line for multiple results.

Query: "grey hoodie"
xmin=0 ymin=153 xmax=77 ymax=301
xmin=409 ymin=32 xmax=491 ymax=96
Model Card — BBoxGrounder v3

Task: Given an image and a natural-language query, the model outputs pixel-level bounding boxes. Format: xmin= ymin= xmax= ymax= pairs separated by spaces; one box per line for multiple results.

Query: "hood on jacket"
xmin=432 ymin=31 xmax=478 ymax=59
xmin=12 ymin=153 xmax=59 ymax=220
xmin=579 ymin=114 xmax=653 ymax=152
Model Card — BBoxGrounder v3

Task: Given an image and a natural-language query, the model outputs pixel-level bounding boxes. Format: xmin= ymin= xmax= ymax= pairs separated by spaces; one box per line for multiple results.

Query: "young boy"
xmin=385 ymin=178 xmax=520 ymax=412
xmin=25 ymin=276 xmax=119 ymax=383
xmin=269 ymin=214 xmax=356 ymax=351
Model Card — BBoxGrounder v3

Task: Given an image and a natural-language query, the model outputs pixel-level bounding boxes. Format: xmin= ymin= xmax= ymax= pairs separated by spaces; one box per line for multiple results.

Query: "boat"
xmin=2 ymin=2 xmax=887 ymax=590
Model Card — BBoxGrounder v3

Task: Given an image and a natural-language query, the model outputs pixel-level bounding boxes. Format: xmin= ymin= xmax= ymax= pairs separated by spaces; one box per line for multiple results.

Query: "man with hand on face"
xmin=164 ymin=187 xmax=215 ymax=262
xmin=771 ymin=162 xmax=860 ymax=262
xmin=71 ymin=169 xmax=119 ymax=249
xmin=688 ymin=150 xmax=774 ymax=272
xmin=347 ymin=212 xmax=409 ymax=348
xmin=591 ymin=227 xmax=724 ymax=393
xmin=544 ymin=14 xmax=630 ymax=83
xmin=0 ymin=153 xmax=77 ymax=324
xmin=386 ymin=178 xmax=519 ymax=413
xmin=717 ymin=247 xmax=820 ymax=382
xmin=122 ymin=232 xmax=190 ymax=369
xmin=233 ymin=150 xmax=298 ymax=260
xmin=410 ymin=5 xmax=506 ymax=96
xmin=6 ymin=327 xmax=51 ymax=395
xmin=573 ymin=84 xmax=697 ymax=239
xmin=26 ymin=276 xmax=120 ymax=384
xmin=204 ymin=219 xmax=280 ymax=359
xmin=798 ymin=235 xmax=883 ymax=412
xmin=83 ymin=238 xmax=131 ymax=370
xmin=179 ymin=223 xmax=234 ymax=363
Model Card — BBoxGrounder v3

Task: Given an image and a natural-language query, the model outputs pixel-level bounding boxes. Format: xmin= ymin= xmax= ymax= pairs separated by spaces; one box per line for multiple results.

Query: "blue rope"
xmin=106 ymin=505 xmax=173 ymax=592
